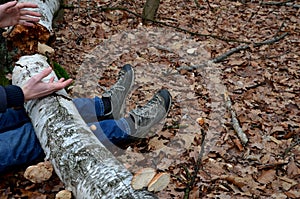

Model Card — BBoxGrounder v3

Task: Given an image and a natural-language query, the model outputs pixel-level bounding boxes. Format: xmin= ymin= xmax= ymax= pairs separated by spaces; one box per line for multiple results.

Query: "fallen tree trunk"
xmin=10 ymin=0 xmax=157 ymax=198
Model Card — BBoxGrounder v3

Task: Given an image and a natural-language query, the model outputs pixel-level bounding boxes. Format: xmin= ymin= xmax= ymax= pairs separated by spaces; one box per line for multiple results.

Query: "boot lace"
xmin=131 ymin=96 xmax=163 ymax=128
xmin=101 ymin=71 xmax=126 ymax=97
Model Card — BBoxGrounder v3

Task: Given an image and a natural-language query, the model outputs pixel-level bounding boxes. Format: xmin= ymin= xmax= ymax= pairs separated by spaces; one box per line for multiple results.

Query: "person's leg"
xmin=90 ymin=89 xmax=172 ymax=147
xmin=0 ymin=121 xmax=44 ymax=173
xmin=73 ymin=64 xmax=135 ymax=123
xmin=0 ymin=108 xmax=30 ymax=133
xmin=72 ymin=96 xmax=104 ymax=123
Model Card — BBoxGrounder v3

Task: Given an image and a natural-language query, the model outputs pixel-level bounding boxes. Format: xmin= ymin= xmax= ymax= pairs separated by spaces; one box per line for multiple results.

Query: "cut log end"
xmin=131 ymin=168 xmax=156 ymax=190
xmin=132 ymin=168 xmax=170 ymax=193
xmin=147 ymin=173 xmax=170 ymax=192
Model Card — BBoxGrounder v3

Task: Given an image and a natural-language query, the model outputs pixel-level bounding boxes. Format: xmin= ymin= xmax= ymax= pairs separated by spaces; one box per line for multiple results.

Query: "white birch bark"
xmin=19 ymin=0 xmax=60 ymax=32
xmin=12 ymin=54 xmax=157 ymax=198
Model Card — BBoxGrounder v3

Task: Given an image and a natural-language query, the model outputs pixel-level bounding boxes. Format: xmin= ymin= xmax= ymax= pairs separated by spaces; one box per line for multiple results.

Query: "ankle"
xmin=125 ymin=116 xmax=137 ymax=134
xmin=102 ymin=97 xmax=112 ymax=115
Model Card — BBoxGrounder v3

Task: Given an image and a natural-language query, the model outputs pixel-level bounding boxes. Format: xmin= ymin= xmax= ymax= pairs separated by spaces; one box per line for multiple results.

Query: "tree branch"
xmin=261 ymin=0 xmax=300 ymax=8
xmin=176 ymin=32 xmax=288 ymax=71
xmin=184 ymin=129 xmax=206 ymax=199
xmin=97 ymin=6 xmax=251 ymax=44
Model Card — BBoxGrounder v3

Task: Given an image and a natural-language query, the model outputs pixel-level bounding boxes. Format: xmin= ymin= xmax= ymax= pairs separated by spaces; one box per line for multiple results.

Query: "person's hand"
xmin=22 ymin=68 xmax=73 ymax=101
xmin=0 ymin=0 xmax=41 ymax=28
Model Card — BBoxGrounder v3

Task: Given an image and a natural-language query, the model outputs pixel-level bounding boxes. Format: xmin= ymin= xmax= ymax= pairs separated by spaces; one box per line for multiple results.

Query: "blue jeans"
xmin=0 ymin=97 xmax=131 ymax=173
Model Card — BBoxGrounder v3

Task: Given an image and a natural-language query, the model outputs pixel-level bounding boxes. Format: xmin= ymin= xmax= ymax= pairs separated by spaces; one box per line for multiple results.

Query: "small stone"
xmin=187 ymin=48 xmax=197 ymax=55
xmin=90 ymin=124 xmax=97 ymax=131
xmin=55 ymin=190 xmax=72 ymax=199
xmin=24 ymin=161 xmax=53 ymax=183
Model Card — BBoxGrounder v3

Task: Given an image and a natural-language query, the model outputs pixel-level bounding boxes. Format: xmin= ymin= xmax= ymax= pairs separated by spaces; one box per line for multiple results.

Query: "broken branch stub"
xmin=5 ymin=0 xmax=60 ymax=55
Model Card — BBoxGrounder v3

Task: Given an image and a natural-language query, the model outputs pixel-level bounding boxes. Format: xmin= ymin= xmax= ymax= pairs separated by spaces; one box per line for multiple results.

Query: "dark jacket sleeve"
xmin=0 ymin=85 xmax=24 ymax=113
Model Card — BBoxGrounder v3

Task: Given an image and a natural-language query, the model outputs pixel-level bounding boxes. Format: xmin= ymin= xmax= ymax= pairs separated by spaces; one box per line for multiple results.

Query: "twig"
xmin=211 ymin=45 xmax=250 ymax=63
xmin=253 ymin=32 xmax=288 ymax=47
xmin=97 ymin=6 xmax=250 ymax=44
xmin=282 ymin=134 xmax=300 ymax=158
xmin=224 ymin=91 xmax=248 ymax=146
xmin=176 ymin=32 xmax=288 ymax=71
xmin=213 ymin=32 xmax=288 ymax=63
xmin=261 ymin=0 xmax=300 ymax=8
xmin=205 ymin=0 xmax=213 ymax=11
xmin=184 ymin=129 xmax=206 ymax=199
xmin=257 ymin=160 xmax=289 ymax=169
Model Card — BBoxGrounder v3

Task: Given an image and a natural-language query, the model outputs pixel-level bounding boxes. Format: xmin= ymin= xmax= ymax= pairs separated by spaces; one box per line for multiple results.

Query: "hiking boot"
xmin=128 ymin=89 xmax=172 ymax=138
xmin=101 ymin=64 xmax=134 ymax=119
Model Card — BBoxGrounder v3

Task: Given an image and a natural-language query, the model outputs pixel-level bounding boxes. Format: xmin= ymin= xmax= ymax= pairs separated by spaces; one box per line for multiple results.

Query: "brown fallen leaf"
xmin=284 ymin=189 xmax=300 ymax=199
xmin=257 ymin=169 xmax=276 ymax=184
xmin=148 ymin=137 xmax=167 ymax=150
xmin=278 ymin=176 xmax=298 ymax=191
xmin=287 ymin=158 xmax=300 ymax=178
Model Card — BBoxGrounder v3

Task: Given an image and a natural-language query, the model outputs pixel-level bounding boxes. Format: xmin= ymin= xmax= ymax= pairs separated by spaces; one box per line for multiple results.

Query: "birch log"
xmin=12 ymin=55 xmax=158 ymax=198
xmin=10 ymin=0 xmax=158 ymax=198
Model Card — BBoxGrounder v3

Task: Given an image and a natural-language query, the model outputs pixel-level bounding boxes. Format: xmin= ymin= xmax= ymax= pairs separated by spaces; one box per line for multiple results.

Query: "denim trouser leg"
xmin=0 ymin=108 xmax=44 ymax=173
xmin=0 ymin=97 xmax=131 ymax=173
xmin=73 ymin=97 xmax=104 ymax=123
xmin=73 ymin=97 xmax=131 ymax=144
xmin=89 ymin=118 xmax=131 ymax=147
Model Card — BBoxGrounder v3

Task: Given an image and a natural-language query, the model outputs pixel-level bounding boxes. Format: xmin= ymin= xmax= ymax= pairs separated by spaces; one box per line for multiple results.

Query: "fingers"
xmin=58 ymin=78 xmax=65 ymax=83
xmin=4 ymin=1 xmax=18 ymax=9
xmin=19 ymin=15 xmax=41 ymax=23
xmin=50 ymin=77 xmax=72 ymax=91
xmin=34 ymin=67 xmax=53 ymax=82
xmin=59 ymin=79 xmax=73 ymax=88
xmin=18 ymin=2 xmax=41 ymax=26
xmin=20 ymin=9 xmax=41 ymax=17
xmin=19 ymin=21 xmax=36 ymax=27
xmin=19 ymin=7 xmax=41 ymax=26
xmin=51 ymin=78 xmax=73 ymax=91
xmin=49 ymin=76 xmax=55 ymax=83
xmin=17 ymin=2 xmax=39 ymax=9
xmin=18 ymin=17 xmax=40 ymax=26
xmin=35 ymin=68 xmax=73 ymax=92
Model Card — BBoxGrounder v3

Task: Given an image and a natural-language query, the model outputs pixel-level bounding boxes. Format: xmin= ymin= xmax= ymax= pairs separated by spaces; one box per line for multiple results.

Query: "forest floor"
xmin=0 ymin=0 xmax=299 ymax=198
